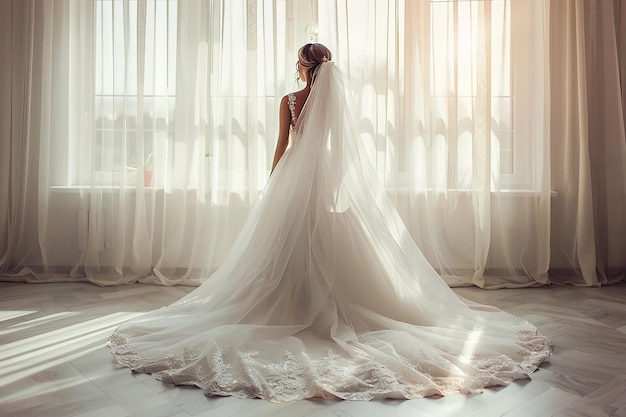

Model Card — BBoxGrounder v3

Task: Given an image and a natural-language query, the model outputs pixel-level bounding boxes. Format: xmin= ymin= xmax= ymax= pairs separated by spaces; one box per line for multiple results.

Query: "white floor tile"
xmin=1 ymin=282 xmax=625 ymax=417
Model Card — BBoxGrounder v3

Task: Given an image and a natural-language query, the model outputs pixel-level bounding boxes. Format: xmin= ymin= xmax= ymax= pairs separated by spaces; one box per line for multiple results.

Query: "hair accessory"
xmin=305 ymin=23 xmax=319 ymax=42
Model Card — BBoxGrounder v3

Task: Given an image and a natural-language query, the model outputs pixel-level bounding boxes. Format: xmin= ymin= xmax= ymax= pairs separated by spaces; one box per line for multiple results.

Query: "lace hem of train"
xmin=107 ymin=329 xmax=551 ymax=402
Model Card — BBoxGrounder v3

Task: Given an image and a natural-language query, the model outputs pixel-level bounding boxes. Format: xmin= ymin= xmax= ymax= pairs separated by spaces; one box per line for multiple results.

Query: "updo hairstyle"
xmin=296 ymin=43 xmax=332 ymax=85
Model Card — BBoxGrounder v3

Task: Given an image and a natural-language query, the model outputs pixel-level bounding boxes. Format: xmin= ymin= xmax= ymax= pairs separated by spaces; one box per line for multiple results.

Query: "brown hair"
xmin=297 ymin=43 xmax=332 ymax=86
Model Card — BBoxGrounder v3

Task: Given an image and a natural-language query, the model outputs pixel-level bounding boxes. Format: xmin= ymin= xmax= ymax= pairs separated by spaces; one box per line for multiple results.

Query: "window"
xmin=431 ymin=0 xmax=517 ymax=190
xmin=93 ymin=0 xmax=177 ymax=186
xmin=87 ymin=0 xmax=542 ymax=192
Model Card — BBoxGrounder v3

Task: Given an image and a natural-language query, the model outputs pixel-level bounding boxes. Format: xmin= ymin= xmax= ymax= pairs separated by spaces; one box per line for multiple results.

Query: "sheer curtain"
xmin=1 ymin=0 xmax=316 ymax=285
xmin=318 ymin=0 xmax=551 ymax=287
xmin=1 ymin=0 xmax=624 ymax=287
xmin=549 ymin=0 xmax=626 ymax=286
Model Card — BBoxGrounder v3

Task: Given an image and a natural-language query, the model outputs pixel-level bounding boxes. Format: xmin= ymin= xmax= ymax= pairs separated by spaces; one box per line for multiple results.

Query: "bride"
xmin=108 ymin=43 xmax=551 ymax=402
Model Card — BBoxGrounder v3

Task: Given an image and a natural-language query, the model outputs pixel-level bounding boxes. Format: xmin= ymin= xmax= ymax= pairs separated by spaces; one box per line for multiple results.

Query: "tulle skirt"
xmin=108 ymin=63 xmax=551 ymax=402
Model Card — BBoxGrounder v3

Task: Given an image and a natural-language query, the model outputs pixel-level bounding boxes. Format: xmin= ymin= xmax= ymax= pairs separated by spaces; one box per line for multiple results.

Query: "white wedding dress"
xmin=108 ymin=63 xmax=551 ymax=402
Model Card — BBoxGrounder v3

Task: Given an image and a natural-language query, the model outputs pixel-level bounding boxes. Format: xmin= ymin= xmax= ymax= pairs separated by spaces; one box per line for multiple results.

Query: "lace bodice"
xmin=287 ymin=93 xmax=297 ymax=128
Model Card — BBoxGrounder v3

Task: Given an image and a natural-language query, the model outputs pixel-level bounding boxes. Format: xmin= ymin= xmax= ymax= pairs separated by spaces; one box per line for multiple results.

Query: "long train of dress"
xmin=108 ymin=62 xmax=551 ymax=402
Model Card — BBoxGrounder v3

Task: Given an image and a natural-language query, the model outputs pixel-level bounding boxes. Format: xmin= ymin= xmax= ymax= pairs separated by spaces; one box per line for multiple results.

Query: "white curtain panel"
xmin=549 ymin=0 xmax=626 ymax=286
xmin=1 ymin=0 xmax=624 ymax=287
xmin=319 ymin=0 xmax=552 ymax=288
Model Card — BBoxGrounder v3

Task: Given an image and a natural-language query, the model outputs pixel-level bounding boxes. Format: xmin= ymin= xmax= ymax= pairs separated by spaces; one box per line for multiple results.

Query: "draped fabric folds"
xmin=0 ymin=0 xmax=625 ymax=287
xmin=108 ymin=63 xmax=551 ymax=401
xmin=549 ymin=0 xmax=626 ymax=285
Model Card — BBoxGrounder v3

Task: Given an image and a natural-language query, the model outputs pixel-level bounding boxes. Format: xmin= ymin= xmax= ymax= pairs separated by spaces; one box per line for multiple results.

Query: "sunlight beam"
xmin=0 ymin=312 xmax=144 ymax=386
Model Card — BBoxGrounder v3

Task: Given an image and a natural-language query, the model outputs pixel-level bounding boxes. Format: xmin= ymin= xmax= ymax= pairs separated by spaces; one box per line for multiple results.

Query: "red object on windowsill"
xmin=143 ymin=170 xmax=153 ymax=187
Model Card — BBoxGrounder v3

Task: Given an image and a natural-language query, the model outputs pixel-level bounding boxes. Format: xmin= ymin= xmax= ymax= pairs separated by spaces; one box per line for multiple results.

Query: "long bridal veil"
xmin=108 ymin=62 xmax=550 ymax=402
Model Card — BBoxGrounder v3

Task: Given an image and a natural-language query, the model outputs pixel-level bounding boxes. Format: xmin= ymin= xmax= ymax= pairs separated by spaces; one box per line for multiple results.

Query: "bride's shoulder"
xmin=281 ymin=90 xmax=307 ymax=108
xmin=284 ymin=91 xmax=303 ymax=99
xmin=281 ymin=92 xmax=296 ymax=103
xmin=293 ymin=90 xmax=312 ymax=105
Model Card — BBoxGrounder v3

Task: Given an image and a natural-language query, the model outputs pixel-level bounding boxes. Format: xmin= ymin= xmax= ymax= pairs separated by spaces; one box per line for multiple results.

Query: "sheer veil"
xmin=108 ymin=62 xmax=551 ymax=401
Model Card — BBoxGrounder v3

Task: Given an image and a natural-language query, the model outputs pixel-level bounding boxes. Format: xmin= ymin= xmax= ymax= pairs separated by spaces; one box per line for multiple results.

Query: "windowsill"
xmin=50 ymin=185 xmax=558 ymax=197
xmin=50 ymin=185 xmax=159 ymax=193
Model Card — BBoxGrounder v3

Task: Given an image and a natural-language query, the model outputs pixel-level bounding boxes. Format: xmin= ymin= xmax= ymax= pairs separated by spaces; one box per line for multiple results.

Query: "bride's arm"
xmin=271 ymin=95 xmax=291 ymax=174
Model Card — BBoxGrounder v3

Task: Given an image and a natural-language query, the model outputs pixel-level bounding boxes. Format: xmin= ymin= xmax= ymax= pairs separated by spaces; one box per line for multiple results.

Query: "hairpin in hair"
xmin=305 ymin=23 xmax=319 ymax=42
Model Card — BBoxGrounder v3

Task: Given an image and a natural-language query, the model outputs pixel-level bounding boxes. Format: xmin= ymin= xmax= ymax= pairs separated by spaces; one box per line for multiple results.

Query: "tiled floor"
xmin=1 ymin=281 xmax=626 ymax=417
